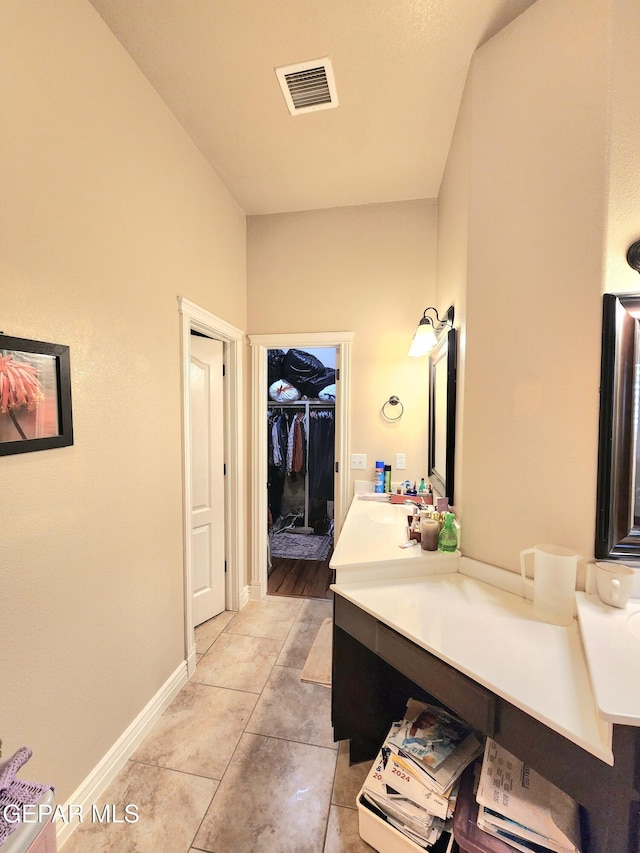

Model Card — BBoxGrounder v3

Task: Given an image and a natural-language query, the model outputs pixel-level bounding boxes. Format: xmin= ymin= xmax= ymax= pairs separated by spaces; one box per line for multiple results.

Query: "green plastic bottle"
xmin=438 ymin=513 xmax=458 ymax=553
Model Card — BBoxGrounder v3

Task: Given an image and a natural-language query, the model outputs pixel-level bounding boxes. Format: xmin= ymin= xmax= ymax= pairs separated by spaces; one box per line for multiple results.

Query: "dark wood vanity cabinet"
xmin=332 ymin=593 xmax=640 ymax=853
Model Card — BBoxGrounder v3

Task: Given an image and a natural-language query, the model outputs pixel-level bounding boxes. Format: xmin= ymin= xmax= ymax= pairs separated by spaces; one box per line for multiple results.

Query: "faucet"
xmin=403 ymin=497 xmax=427 ymax=508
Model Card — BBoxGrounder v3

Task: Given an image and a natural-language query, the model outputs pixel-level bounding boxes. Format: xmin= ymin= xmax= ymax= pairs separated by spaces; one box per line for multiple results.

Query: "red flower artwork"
xmin=0 ymin=353 xmax=45 ymax=439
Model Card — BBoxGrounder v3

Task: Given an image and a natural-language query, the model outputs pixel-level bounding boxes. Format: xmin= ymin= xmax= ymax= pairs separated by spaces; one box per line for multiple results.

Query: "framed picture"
xmin=0 ymin=334 xmax=73 ymax=456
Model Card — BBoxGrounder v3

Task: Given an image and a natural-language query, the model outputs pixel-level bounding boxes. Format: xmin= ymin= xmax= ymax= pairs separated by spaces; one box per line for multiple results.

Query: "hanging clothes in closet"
xmin=267 ymin=403 xmax=334 ymax=530
xmin=307 ymin=407 xmax=334 ymax=526
xmin=286 ymin=411 xmax=307 ymax=479
xmin=268 ymin=409 xmax=288 ymax=521
xmin=267 ymin=407 xmax=308 ymax=522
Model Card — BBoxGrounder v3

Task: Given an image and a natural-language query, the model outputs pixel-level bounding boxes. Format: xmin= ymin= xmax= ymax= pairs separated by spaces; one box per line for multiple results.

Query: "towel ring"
xmin=382 ymin=396 xmax=403 ymax=421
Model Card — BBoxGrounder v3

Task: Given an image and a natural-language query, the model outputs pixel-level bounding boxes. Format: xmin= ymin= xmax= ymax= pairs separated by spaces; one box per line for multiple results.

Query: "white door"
xmin=190 ymin=334 xmax=225 ymax=626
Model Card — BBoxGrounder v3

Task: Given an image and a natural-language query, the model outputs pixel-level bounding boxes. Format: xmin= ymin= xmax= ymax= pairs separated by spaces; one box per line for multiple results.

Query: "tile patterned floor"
xmin=61 ymin=596 xmax=375 ymax=852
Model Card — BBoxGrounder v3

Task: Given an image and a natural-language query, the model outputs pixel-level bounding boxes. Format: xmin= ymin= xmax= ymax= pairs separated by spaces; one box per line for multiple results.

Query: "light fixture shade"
xmin=408 ymin=320 xmax=437 ymax=357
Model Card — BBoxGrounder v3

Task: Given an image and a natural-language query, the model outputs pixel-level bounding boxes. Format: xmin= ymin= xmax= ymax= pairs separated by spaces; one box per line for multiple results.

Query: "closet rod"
xmin=267 ymin=401 xmax=335 ymax=407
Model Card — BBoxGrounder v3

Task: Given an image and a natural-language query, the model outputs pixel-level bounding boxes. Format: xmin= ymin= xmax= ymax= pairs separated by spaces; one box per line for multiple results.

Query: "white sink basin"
xmin=368 ymin=508 xmax=400 ymax=525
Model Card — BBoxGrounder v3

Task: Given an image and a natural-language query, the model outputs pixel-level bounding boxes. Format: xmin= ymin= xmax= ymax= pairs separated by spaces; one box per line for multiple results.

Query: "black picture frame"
xmin=428 ymin=327 xmax=457 ymax=504
xmin=0 ymin=334 xmax=73 ymax=456
xmin=595 ymin=292 xmax=640 ymax=559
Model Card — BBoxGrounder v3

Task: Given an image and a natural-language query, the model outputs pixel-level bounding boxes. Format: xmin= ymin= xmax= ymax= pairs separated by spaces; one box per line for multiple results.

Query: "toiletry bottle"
xmin=375 ymin=461 xmax=385 ymax=493
xmin=411 ymin=513 xmax=421 ymax=541
xmin=384 ymin=464 xmax=392 ymax=493
xmin=438 ymin=513 xmax=458 ymax=553
xmin=418 ymin=477 xmax=426 ymax=494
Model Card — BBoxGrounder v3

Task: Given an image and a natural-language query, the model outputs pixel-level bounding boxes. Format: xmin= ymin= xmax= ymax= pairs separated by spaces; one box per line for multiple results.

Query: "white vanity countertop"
xmin=332 ymin=573 xmax=613 ymax=764
xmin=330 ymin=496 xmax=459 ymax=582
xmin=576 ymin=592 xmax=640 ymax=726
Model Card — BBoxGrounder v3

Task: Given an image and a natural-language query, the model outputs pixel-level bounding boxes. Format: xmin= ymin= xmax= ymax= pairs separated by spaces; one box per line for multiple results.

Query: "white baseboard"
xmin=249 ymin=581 xmax=264 ymax=601
xmin=239 ymin=583 xmax=251 ymax=607
xmin=186 ymin=643 xmax=198 ymax=677
xmin=57 ymin=661 xmax=188 ymax=848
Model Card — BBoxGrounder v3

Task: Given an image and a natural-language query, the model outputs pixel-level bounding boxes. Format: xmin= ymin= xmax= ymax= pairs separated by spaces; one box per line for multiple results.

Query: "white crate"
xmin=358 ymin=789 xmax=453 ymax=853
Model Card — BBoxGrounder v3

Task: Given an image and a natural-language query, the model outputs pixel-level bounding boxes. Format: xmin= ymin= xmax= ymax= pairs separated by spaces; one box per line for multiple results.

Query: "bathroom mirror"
xmin=595 ymin=292 xmax=640 ymax=559
xmin=428 ymin=327 xmax=457 ymax=504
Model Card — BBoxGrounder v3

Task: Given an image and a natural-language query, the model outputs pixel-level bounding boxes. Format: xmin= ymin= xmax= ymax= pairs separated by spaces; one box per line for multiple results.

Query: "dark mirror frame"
xmin=428 ymin=327 xmax=457 ymax=505
xmin=595 ymin=292 xmax=640 ymax=559
xmin=0 ymin=334 xmax=73 ymax=456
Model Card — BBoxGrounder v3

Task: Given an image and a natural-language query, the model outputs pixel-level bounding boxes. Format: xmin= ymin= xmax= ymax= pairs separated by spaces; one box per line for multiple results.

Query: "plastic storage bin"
xmin=357 ymin=790 xmax=454 ymax=853
xmin=358 ymin=763 xmax=516 ymax=853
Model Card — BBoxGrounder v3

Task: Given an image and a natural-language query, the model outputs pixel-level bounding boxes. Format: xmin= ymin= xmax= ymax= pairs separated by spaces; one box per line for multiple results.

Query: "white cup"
xmin=595 ymin=562 xmax=635 ymax=608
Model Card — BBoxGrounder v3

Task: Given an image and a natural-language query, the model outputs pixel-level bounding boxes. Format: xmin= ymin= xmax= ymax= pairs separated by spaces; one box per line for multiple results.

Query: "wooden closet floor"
xmin=267 ymin=552 xmax=334 ymax=600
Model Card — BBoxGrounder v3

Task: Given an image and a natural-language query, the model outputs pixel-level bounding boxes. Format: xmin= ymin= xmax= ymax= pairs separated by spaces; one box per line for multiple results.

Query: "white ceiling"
xmin=88 ymin=0 xmax=538 ymax=215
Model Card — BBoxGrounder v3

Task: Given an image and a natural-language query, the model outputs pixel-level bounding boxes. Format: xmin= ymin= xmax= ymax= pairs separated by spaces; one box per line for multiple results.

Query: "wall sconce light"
xmin=408 ymin=305 xmax=455 ymax=357
xmin=627 ymin=239 xmax=640 ymax=273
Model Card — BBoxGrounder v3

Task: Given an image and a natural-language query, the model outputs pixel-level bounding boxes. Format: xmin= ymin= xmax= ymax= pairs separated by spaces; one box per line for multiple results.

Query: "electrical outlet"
xmin=396 ymin=453 xmax=406 ymax=470
xmin=350 ymin=453 xmax=367 ymax=470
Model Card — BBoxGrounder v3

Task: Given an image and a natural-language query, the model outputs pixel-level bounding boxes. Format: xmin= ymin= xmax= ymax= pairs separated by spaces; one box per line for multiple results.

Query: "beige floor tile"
xmin=61 ymin=761 xmax=216 ymax=853
xmin=225 ymin=597 xmax=302 ymax=641
xmin=195 ymin=610 xmax=235 ymax=655
xmin=192 ymin=632 xmax=282 ymax=692
xmin=298 ymin=598 xmax=333 ymax=624
xmin=132 ymin=681 xmax=256 ymax=778
xmin=61 ymin=595 xmax=349 ymax=853
xmin=246 ymin=664 xmax=337 ymax=749
xmin=276 ymin=619 xmax=323 ymax=668
xmin=193 ymin=732 xmax=336 ymax=853
xmin=324 ymin=805 xmax=376 ymax=852
xmin=332 ymin=741 xmax=373 ymax=809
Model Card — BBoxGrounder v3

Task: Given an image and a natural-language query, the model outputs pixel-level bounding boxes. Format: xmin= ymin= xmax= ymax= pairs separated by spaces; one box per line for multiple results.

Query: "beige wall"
xmin=247 ymin=200 xmax=438 ymax=495
xmin=0 ymin=0 xmax=246 ymax=801
xmin=437 ymin=0 xmax=610 ymax=572
xmin=605 ymin=0 xmax=640 ymax=294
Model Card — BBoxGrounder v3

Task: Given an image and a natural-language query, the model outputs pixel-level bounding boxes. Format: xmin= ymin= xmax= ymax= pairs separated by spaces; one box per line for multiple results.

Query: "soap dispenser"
xmin=437 ymin=513 xmax=458 ymax=553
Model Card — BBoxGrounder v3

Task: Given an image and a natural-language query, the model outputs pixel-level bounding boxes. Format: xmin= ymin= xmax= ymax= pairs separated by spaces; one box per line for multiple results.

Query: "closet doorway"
xmin=267 ymin=347 xmax=336 ymax=598
xmin=249 ymin=332 xmax=352 ymax=602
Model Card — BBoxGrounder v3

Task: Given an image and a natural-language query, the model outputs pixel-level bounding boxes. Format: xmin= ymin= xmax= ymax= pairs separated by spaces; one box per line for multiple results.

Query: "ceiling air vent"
xmin=275 ymin=57 xmax=338 ymax=116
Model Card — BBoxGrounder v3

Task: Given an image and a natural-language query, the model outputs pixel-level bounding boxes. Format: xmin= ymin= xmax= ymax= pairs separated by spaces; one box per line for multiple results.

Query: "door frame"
xmin=249 ymin=332 xmax=353 ymax=600
xmin=179 ymin=297 xmax=245 ymax=675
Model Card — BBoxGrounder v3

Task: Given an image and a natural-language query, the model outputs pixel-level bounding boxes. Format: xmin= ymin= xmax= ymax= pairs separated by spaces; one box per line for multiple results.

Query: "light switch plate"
xmin=350 ymin=453 xmax=367 ymax=470
xmin=396 ymin=453 xmax=406 ymax=470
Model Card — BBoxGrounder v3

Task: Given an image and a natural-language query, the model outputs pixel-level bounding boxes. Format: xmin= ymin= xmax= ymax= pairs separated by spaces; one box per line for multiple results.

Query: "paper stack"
xmin=360 ymin=698 xmax=483 ymax=850
xmin=475 ymin=739 xmax=582 ymax=853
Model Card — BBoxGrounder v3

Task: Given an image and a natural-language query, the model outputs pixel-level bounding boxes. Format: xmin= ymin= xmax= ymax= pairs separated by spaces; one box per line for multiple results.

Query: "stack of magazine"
xmin=360 ymin=698 xmax=483 ymax=850
xmin=475 ymin=739 xmax=582 ymax=853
